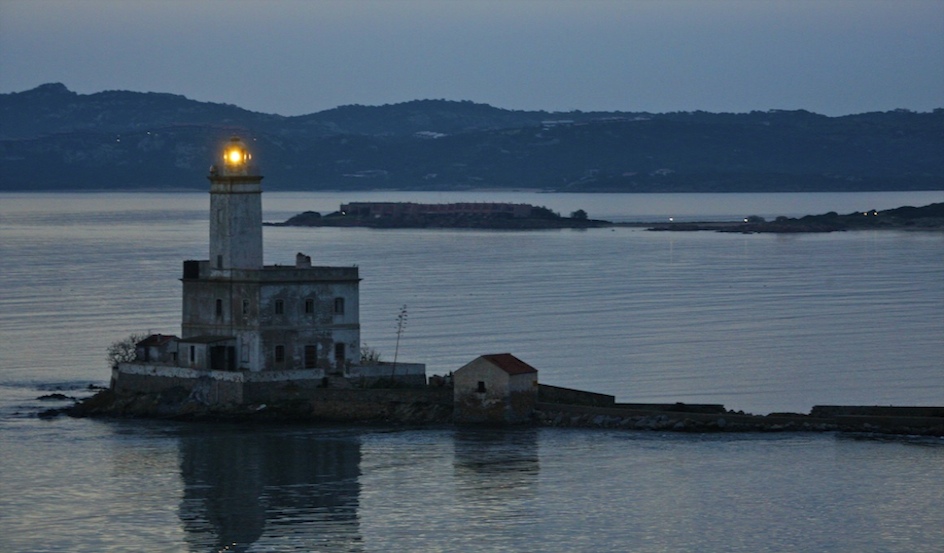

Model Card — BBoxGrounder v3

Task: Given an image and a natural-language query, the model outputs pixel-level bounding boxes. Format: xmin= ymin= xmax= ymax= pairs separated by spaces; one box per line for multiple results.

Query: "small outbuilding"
xmin=453 ymin=353 xmax=538 ymax=424
xmin=135 ymin=334 xmax=179 ymax=364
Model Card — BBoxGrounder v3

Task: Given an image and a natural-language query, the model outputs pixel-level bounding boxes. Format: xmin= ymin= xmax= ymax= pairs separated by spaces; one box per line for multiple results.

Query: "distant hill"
xmin=1 ymin=83 xmax=942 ymax=192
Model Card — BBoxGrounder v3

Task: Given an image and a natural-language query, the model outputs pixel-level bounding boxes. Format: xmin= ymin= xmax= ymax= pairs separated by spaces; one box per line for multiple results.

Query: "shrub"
xmin=107 ymin=333 xmax=147 ymax=368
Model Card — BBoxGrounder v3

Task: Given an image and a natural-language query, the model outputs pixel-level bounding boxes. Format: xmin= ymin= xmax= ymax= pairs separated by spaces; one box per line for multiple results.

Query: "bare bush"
xmin=107 ymin=333 xmax=146 ymax=368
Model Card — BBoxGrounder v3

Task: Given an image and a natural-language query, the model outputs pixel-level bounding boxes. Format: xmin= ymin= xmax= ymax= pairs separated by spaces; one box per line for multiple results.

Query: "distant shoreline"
xmin=640 ymin=202 xmax=944 ymax=233
xmin=266 ymin=202 xmax=612 ymax=230
xmin=270 ymin=202 xmax=944 ymax=233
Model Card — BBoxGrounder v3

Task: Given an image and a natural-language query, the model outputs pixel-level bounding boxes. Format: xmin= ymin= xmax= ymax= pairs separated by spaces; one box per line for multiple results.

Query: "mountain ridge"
xmin=1 ymin=83 xmax=941 ymax=192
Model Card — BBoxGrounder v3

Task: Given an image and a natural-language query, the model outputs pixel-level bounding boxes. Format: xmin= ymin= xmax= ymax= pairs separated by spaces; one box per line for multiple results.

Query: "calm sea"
xmin=1 ymin=191 xmax=942 ymax=552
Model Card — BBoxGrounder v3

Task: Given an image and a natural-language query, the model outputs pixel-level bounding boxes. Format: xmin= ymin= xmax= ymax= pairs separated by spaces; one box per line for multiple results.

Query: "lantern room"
xmin=219 ymin=136 xmax=254 ymax=177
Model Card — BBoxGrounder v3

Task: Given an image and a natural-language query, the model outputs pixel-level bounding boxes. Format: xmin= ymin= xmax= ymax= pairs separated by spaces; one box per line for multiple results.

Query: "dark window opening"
xmin=304 ymin=345 xmax=317 ymax=369
xmin=242 ymin=299 xmax=250 ymax=316
xmin=183 ymin=260 xmax=200 ymax=279
xmin=274 ymin=345 xmax=285 ymax=363
xmin=304 ymin=298 xmax=315 ymax=314
xmin=210 ymin=345 xmax=236 ymax=371
xmin=216 ymin=255 xmax=223 ymax=269
xmin=274 ymin=299 xmax=284 ymax=315
xmin=189 ymin=346 xmax=196 ymax=364
xmin=477 ymin=381 xmax=486 ymax=393
xmin=334 ymin=343 xmax=345 ymax=366
xmin=334 ymin=297 xmax=345 ymax=315
xmin=215 ymin=299 xmax=223 ymax=318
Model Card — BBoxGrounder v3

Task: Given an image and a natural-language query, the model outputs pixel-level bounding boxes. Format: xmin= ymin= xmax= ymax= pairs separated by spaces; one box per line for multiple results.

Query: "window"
xmin=242 ymin=299 xmax=250 ymax=316
xmin=477 ymin=381 xmax=486 ymax=393
xmin=334 ymin=343 xmax=345 ymax=365
xmin=304 ymin=298 xmax=315 ymax=314
xmin=304 ymin=345 xmax=317 ymax=369
xmin=274 ymin=299 xmax=284 ymax=315
xmin=215 ymin=299 xmax=223 ymax=318
xmin=333 ymin=297 xmax=345 ymax=315
xmin=274 ymin=345 xmax=285 ymax=363
xmin=189 ymin=346 xmax=196 ymax=364
xmin=216 ymin=255 xmax=223 ymax=269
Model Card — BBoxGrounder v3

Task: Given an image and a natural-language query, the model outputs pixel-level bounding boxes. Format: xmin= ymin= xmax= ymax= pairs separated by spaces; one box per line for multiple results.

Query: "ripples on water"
xmin=1 ymin=191 xmax=942 ymax=552
xmin=2 ymin=191 xmax=941 ymax=414
xmin=2 ymin=422 xmax=942 ymax=552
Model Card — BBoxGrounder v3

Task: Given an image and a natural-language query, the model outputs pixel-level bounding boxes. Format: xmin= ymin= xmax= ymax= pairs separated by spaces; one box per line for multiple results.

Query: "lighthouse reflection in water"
xmin=178 ymin=426 xmax=362 ymax=552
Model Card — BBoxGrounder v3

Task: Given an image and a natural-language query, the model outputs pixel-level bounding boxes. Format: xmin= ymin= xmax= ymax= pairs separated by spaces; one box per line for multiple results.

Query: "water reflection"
xmin=177 ymin=426 xmax=362 ymax=552
xmin=452 ymin=428 xmax=540 ymax=527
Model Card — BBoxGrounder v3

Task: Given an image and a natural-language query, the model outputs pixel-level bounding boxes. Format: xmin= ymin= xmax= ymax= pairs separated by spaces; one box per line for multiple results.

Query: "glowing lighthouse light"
xmin=217 ymin=137 xmax=255 ymax=176
xmin=224 ymin=140 xmax=250 ymax=165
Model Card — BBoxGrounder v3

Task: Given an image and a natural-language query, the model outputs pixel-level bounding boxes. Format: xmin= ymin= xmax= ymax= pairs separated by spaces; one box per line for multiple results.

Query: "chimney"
xmin=296 ymin=252 xmax=312 ymax=268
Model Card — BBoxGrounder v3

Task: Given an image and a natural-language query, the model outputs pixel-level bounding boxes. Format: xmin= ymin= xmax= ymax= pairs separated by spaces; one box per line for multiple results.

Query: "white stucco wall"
xmin=453 ymin=358 xmax=511 ymax=399
xmin=116 ymin=363 xmax=330 ymax=383
xmin=116 ymin=362 xmax=244 ymax=382
xmin=209 ymin=179 xmax=263 ymax=270
xmin=453 ymin=357 xmax=539 ymax=423
xmin=347 ymin=362 xmax=426 ymax=379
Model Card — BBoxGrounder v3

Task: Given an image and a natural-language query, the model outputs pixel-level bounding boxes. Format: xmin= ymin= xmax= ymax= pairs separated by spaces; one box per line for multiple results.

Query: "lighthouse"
xmin=208 ymin=137 xmax=263 ymax=271
xmin=113 ymin=136 xmax=426 ymax=402
xmin=178 ymin=136 xmax=364 ymax=373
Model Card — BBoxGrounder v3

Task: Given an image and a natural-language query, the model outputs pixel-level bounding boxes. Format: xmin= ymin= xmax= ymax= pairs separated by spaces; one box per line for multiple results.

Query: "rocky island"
xmin=272 ymin=201 xmax=944 ymax=232
xmin=45 ymin=385 xmax=944 ymax=437
xmin=268 ymin=202 xmax=610 ymax=229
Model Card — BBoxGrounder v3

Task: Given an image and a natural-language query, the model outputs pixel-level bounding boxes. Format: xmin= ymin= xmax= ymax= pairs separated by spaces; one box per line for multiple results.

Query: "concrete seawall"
xmin=535 ymin=402 xmax=944 ymax=435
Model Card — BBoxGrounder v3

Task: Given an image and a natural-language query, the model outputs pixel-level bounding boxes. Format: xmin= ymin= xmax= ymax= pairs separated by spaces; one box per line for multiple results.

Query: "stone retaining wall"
xmin=538 ymin=384 xmax=615 ymax=407
xmin=301 ymin=388 xmax=453 ymax=422
xmin=811 ymin=405 xmax=944 ymax=418
xmin=535 ymin=402 xmax=944 ymax=435
xmin=614 ymin=402 xmax=727 ymax=414
xmin=113 ymin=365 xmax=244 ymax=404
xmin=113 ymin=362 xmax=430 ymax=407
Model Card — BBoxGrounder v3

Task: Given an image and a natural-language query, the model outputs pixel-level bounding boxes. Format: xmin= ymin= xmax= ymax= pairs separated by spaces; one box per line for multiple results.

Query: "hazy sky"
xmin=1 ymin=0 xmax=942 ymax=116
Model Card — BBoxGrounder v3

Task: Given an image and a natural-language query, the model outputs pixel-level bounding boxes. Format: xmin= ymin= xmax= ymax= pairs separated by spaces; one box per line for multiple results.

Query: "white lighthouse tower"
xmin=208 ymin=137 xmax=263 ymax=271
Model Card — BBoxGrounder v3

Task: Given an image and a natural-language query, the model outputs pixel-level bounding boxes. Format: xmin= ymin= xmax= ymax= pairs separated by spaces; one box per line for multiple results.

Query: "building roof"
xmin=178 ymin=335 xmax=235 ymax=344
xmin=481 ymin=353 xmax=538 ymax=375
xmin=136 ymin=334 xmax=179 ymax=347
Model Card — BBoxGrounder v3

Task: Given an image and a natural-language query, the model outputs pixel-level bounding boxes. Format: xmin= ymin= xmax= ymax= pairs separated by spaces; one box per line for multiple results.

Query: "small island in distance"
xmin=647 ymin=201 xmax=944 ymax=233
xmin=270 ymin=201 xmax=944 ymax=232
xmin=268 ymin=201 xmax=611 ymax=229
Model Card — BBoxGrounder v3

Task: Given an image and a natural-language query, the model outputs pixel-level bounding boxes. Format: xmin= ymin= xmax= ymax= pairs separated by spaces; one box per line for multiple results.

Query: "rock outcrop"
xmin=48 ymin=388 xmax=944 ymax=436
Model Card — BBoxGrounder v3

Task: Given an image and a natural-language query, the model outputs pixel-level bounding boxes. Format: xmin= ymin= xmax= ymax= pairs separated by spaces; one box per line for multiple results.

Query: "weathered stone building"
xmin=454 ymin=353 xmax=539 ymax=424
xmin=180 ymin=137 xmax=361 ymax=373
xmin=114 ymin=137 xmax=425 ymax=401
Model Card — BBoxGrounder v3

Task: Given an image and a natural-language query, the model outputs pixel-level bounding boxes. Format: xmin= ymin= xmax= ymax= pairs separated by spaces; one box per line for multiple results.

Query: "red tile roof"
xmin=481 ymin=353 xmax=538 ymax=375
